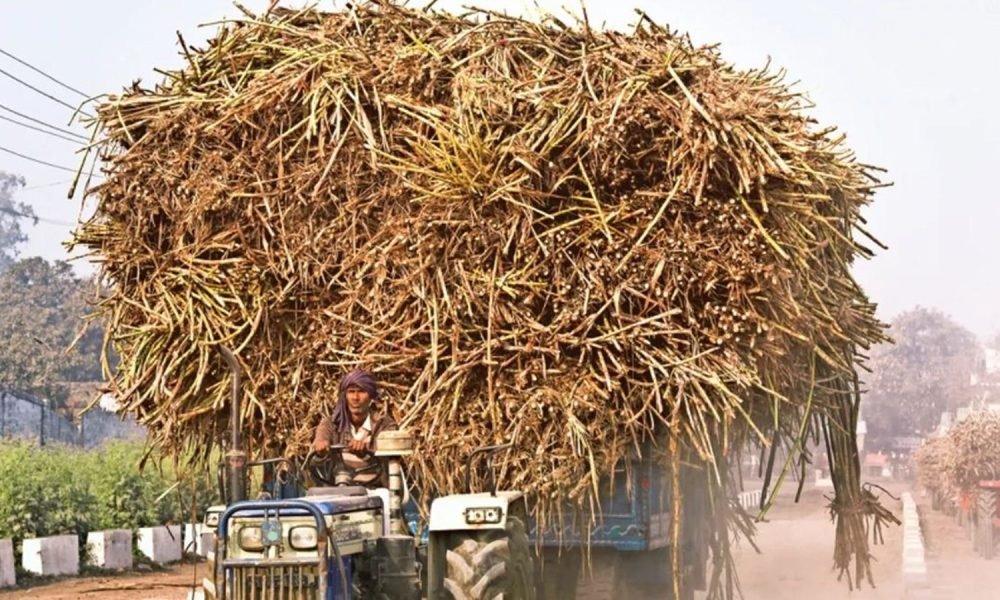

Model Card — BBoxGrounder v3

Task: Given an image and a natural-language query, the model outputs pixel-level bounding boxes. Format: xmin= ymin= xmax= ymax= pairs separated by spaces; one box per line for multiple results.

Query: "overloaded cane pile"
xmin=916 ymin=411 xmax=1000 ymax=495
xmin=915 ymin=435 xmax=951 ymax=496
xmin=73 ymin=2 xmax=894 ymax=594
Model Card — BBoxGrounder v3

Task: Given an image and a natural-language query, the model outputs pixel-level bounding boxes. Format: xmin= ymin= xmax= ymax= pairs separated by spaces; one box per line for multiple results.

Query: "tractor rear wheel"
xmin=442 ymin=516 xmax=536 ymax=600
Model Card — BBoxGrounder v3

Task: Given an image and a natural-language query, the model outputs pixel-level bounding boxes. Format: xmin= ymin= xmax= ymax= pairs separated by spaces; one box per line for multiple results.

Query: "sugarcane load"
xmin=74 ymin=1 xmax=895 ymax=595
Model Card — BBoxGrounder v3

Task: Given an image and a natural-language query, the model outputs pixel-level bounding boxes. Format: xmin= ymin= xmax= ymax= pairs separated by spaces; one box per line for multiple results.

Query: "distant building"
xmin=863 ymin=452 xmax=891 ymax=478
xmin=971 ymin=348 xmax=1000 ymax=405
xmin=985 ymin=348 xmax=1000 ymax=375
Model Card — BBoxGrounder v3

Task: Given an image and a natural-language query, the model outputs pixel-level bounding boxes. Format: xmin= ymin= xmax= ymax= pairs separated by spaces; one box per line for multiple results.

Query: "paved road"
xmin=729 ymin=483 xmax=906 ymax=600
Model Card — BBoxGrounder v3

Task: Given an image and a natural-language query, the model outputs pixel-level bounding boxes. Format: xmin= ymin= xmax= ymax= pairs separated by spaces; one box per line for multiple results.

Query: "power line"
xmin=0 ymin=145 xmax=81 ymax=174
xmin=0 ymin=104 xmax=88 ymax=140
xmin=0 ymin=114 xmax=83 ymax=144
xmin=0 ymin=66 xmax=92 ymax=119
xmin=0 ymin=48 xmax=89 ymax=99
xmin=22 ymin=180 xmax=74 ymax=191
xmin=0 ymin=204 xmax=75 ymax=227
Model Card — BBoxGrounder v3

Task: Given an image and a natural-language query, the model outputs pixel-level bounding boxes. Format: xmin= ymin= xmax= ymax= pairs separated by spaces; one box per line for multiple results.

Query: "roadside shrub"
xmin=0 ymin=440 xmax=219 ymax=571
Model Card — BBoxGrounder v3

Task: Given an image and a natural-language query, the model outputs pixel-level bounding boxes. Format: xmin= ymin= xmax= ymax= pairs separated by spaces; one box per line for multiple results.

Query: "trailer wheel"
xmin=575 ymin=548 xmax=694 ymax=600
xmin=536 ymin=548 xmax=581 ymax=600
xmin=574 ymin=548 xmax=615 ymax=600
xmin=442 ymin=516 xmax=535 ymax=600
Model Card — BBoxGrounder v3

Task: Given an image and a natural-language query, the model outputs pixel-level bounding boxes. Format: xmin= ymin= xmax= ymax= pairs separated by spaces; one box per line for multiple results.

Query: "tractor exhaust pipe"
xmin=219 ymin=346 xmax=247 ymax=504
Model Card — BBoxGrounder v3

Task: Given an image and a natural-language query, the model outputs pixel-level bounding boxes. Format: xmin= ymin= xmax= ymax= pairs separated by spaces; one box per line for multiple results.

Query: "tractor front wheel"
xmin=442 ymin=516 xmax=536 ymax=600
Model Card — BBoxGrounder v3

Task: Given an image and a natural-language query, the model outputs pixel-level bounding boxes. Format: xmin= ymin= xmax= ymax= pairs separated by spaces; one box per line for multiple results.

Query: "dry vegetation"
xmin=73 ymin=3 xmax=892 ymax=595
xmin=916 ymin=411 xmax=1000 ymax=497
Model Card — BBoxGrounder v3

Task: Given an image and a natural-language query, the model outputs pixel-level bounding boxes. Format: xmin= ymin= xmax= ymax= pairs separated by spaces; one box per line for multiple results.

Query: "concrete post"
xmin=86 ymin=530 xmax=133 ymax=570
xmin=0 ymin=539 xmax=15 ymax=588
xmin=183 ymin=523 xmax=212 ymax=558
xmin=137 ymin=525 xmax=182 ymax=564
xmin=22 ymin=535 xmax=79 ymax=576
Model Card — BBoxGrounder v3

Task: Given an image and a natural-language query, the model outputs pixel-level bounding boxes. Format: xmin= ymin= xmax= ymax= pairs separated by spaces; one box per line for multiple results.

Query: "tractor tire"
xmin=353 ymin=575 xmax=389 ymax=600
xmin=443 ymin=516 xmax=536 ymax=600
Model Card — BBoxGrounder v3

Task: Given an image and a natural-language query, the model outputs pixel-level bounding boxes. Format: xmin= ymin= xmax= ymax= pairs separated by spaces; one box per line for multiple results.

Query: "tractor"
xmin=200 ymin=348 xmax=535 ymax=599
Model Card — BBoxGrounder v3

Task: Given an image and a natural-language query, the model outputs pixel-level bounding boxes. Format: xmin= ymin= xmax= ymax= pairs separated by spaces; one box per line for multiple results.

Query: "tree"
xmin=0 ymin=172 xmax=35 ymax=271
xmin=863 ymin=307 xmax=982 ymax=449
xmin=0 ymin=258 xmax=103 ymax=408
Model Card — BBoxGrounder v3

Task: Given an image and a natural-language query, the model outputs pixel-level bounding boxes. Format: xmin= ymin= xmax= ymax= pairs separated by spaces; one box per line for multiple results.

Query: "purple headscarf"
xmin=330 ymin=369 xmax=380 ymax=433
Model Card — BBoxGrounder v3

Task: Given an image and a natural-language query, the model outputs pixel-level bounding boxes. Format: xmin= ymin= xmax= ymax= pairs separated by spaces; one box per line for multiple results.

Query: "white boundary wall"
xmin=737 ymin=489 xmax=763 ymax=512
xmin=901 ymin=492 xmax=928 ymax=587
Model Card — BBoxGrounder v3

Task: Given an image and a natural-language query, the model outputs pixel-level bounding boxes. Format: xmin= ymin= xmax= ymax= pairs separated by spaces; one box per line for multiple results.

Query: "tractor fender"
xmin=429 ymin=491 xmax=524 ymax=531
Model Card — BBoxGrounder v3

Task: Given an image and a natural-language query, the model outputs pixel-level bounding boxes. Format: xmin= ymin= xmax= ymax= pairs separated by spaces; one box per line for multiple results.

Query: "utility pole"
xmin=39 ymin=398 xmax=45 ymax=447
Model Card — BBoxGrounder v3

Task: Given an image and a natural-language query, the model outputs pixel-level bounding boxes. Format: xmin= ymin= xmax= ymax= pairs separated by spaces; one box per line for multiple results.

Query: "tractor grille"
xmin=225 ymin=560 xmax=322 ymax=599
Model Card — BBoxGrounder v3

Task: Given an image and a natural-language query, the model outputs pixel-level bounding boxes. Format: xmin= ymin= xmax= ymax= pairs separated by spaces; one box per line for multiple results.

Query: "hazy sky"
xmin=2 ymin=1 xmax=998 ymax=336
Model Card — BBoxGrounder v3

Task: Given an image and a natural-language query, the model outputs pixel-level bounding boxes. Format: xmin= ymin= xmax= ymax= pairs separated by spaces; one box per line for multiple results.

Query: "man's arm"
xmin=313 ymin=415 xmax=335 ymax=451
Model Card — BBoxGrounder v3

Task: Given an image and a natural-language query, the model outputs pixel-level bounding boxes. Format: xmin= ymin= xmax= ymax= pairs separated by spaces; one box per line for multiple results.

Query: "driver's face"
xmin=345 ymin=385 xmax=371 ymax=419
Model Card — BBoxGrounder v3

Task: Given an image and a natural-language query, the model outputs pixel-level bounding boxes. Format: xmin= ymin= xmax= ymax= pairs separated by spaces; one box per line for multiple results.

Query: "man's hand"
xmin=347 ymin=438 xmax=368 ymax=454
xmin=314 ymin=439 xmax=330 ymax=453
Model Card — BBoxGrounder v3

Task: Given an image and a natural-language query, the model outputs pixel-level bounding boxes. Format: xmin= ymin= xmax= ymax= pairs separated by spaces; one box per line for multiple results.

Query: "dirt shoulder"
xmin=0 ymin=562 xmax=202 ymax=600
xmin=913 ymin=489 xmax=1000 ymax=598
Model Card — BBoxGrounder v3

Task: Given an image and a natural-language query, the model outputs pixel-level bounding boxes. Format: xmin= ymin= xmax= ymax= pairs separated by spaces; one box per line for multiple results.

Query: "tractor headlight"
xmin=288 ymin=525 xmax=318 ymax=551
xmin=465 ymin=507 xmax=503 ymax=525
xmin=238 ymin=526 xmax=264 ymax=552
xmin=204 ymin=512 xmax=220 ymax=528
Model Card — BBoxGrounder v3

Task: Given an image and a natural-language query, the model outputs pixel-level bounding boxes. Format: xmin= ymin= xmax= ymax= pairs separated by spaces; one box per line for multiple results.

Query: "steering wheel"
xmin=303 ymin=444 xmax=347 ymax=487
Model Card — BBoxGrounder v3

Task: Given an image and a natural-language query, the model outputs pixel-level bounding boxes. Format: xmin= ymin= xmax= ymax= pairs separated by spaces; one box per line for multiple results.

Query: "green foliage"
xmin=0 ymin=442 xmax=93 ymax=543
xmin=0 ymin=440 xmax=219 ymax=566
xmin=85 ymin=442 xmax=203 ymax=531
xmin=0 ymin=257 xmax=104 ymax=407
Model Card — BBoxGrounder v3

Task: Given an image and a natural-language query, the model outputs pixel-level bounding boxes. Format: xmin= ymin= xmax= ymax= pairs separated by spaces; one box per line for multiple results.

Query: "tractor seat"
xmin=305 ymin=486 xmax=368 ymax=497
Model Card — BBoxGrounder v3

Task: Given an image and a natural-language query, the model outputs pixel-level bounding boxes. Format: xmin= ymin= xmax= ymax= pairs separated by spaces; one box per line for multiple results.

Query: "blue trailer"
xmin=528 ymin=454 xmax=706 ymax=600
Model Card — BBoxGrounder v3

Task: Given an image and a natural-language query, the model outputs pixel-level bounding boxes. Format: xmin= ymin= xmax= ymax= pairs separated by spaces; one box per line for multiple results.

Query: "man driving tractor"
xmin=312 ymin=369 xmax=396 ymax=487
